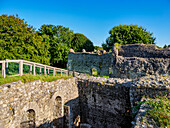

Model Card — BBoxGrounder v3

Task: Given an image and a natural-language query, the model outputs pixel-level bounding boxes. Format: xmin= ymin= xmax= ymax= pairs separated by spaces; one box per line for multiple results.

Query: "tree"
xmin=163 ymin=44 xmax=167 ymax=48
xmin=102 ymin=24 xmax=156 ymax=51
xmin=0 ymin=14 xmax=50 ymax=64
xmin=39 ymin=24 xmax=73 ymax=67
xmin=71 ymin=33 xmax=94 ymax=52
xmin=163 ymin=44 xmax=170 ymax=48
xmin=94 ymin=46 xmax=103 ymax=50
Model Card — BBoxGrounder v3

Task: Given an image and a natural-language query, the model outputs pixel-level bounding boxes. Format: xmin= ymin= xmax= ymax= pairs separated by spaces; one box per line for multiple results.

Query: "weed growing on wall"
xmin=145 ymin=95 xmax=170 ymax=127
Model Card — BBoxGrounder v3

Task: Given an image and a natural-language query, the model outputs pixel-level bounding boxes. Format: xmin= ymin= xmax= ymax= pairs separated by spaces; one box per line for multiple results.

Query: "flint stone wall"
xmin=132 ymin=97 xmax=156 ymax=128
xmin=68 ymin=52 xmax=113 ymax=76
xmin=0 ymin=77 xmax=79 ymax=128
xmin=0 ymin=75 xmax=169 ymax=128
xmin=77 ymin=75 xmax=169 ymax=128
xmin=118 ymin=44 xmax=170 ymax=58
xmin=78 ymin=77 xmax=132 ymax=128
xmin=112 ymin=57 xmax=170 ymax=79
xmin=68 ymin=44 xmax=170 ymax=79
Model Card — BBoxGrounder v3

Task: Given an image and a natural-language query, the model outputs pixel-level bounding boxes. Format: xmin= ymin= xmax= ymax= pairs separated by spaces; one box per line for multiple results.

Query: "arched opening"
xmin=91 ymin=68 xmax=97 ymax=76
xmin=53 ymin=96 xmax=63 ymax=128
xmin=20 ymin=109 xmax=36 ymax=128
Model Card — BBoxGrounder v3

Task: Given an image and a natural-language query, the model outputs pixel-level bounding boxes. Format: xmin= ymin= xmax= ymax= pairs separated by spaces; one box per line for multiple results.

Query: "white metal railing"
xmin=0 ymin=59 xmax=72 ymax=78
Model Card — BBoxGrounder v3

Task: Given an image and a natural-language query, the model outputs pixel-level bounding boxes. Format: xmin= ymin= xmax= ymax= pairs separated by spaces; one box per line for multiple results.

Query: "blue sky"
xmin=0 ymin=0 xmax=170 ymax=47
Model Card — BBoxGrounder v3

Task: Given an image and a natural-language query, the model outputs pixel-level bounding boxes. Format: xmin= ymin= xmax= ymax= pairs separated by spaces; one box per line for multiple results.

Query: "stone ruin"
xmin=67 ymin=44 xmax=170 ymax=79
xmin=0 ymin=75 xmax=169 ymax=128
xmin=0 ymin=44 xmax=169 ymax=128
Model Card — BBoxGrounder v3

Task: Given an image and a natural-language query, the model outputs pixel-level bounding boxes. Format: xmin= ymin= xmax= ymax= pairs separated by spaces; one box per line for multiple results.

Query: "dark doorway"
xmin=53 ymin=96 xmax=63 ymax=128
xmin=20 ymin=109 xmax=36 ymax=128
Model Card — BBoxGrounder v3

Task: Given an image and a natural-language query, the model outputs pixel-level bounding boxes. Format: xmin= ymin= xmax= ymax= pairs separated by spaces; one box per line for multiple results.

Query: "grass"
xmin=99 ymin=76 xmax=109 ymax=78
xmin=0 ymin=74 xmax=72 ymax=85
xmin=145 ymin=95 xmax=170 ymax=127
xmin=92 ymin=69 xmax=97 ymax=75
xmin=91 ymin=69 xmax=109 ymax=78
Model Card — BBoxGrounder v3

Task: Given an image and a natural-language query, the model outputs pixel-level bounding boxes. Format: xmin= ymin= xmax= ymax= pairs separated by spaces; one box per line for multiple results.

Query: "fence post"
xmin=60 ymin=69 xmax=62 ymax=76
xmin=6 ymin=61 xmax=8 ymax=75
xmin=48 ymin=68 xmax=49 ymax=75
xmin=53 ymin=68 xmax=55 ymax=76
xmin=19 ymin=60 xmax=23 ymax=76
xmin=30 ymin=65 xmax=32 ymax=74
xmin=33 ymin=64 xmax=36 ymax=75
xmin=2 ymin=62 xmax=6 ymax=78
xmin=44 ymin=66 xmax=46 ymax=75
xmin=66 ymin=70 xmax=69 ymax=76
xmin=40 ymin=67 xmax=41 ymax=75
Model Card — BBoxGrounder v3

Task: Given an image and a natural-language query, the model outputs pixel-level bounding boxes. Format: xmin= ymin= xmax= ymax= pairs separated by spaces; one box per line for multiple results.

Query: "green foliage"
xmin=163 ymin=45 xmax=167 ymax=48
xmin=50 ymin=42 xmax=69 ymax=68
xmin=98 ymin=76 xmax=109 ymax=78
xmin=94 ymin=46 xmax=103 ymax=50
xmin=102 ymin=24 xmax=156 ymax=51
xmin=163 ymin=44 xmax=170 ymax=48
xmin=131 ymin=101 xmax=145 ymax=118
xmin=0 ymin=14 xmax=95 ymax=68
xmin=91 ymin=68 xmax=97 ymax=75
xmin=0 ymin=74 xmax=71 ymax=85
xmin=157 ymin=46 xmax=162 ymax=49
xmin=145 ymin=95 xmax=170 ymax=127
xmin=0 ymin=14 xmax=50 ymax=64
xmin=71 ymin=33 xmax=94 ymax=52
xmin=5 ymin=63 xmax=46 ymax=75
xmin=101 ymin=43 xmax=109 ymax=51
xmin=39 ymin=24 xmax=73 ymax=67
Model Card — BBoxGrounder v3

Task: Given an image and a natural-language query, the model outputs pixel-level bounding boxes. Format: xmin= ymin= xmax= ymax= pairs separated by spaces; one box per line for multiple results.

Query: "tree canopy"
xmin=3 ymin=14 xmax=161 ymax=68
xmin=38 ymin=24 xmax=73 ymax=67
xmin=0 ymin=14 xmax=50 ymax=64
xmin=71 ymin=33 xmax=94 ymax=52
xmin=94 ymin=46 xmax=103 ymax=51
xmin=0 ymin=14 xmax=95 ymax=68
xmin=102 ymin=24 xmax=156 ymax=51
xmin=163 ymin=44 xmax=170 ymax=48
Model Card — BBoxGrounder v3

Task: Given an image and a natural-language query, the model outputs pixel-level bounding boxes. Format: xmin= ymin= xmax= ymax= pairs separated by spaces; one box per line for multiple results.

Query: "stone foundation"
xmin=0 ymin=75 xmax=169 ymax=128
xmin=0 ymin=78 xmax=79 ymax=128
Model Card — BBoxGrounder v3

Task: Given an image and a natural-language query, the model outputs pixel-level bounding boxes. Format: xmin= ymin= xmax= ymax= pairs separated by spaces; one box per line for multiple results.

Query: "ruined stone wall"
xmin=111 ymin=57 xmax=170 ymax=79
xmin=0 ymin=78 xmax=79 ymax=128
xmin=77 ymin=77 xmax=132 ymax=128
xmin=0 ymin=75 xmax=169 ymax=128
xmin=68 ymin=52 xmax=113 ymax=76
xmin=77 ymin=75 xmax=169 ymax=128
xmin=118 ymin=44 xmax=170 ymax=58
xmin=68 ymin=44 xmax=170 ymax=79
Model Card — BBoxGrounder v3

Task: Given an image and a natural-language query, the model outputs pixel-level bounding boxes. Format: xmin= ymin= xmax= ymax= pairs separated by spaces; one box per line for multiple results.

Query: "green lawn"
xmin=91 ymin=69 xmax=109 ymax=78
xmin=0 ymin=74 xmax=71 ymax=85
xmin=92 ymin=69 xmax=97 ymax=75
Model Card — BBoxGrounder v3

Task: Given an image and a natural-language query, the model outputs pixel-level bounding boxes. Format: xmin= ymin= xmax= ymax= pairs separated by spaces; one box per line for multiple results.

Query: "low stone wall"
xmin=111 ymin=57 xmax=170 ymax=79
xmin=0 ymin=75 xmax=169 ymax=128
xmin=77 ymin=77 xmax=132 ymax=128
xmin=132 ymin=97 xmax=157 ymax=128
xmin=129 ymin=75 xmax=169 ymax=113
xmin=77 ymin=75 xmax=169 ymax=128
xmin=0 ymin=77 xmax=79 ymax=128
xmin=118 ymin=44 xmax=170 ymax=58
